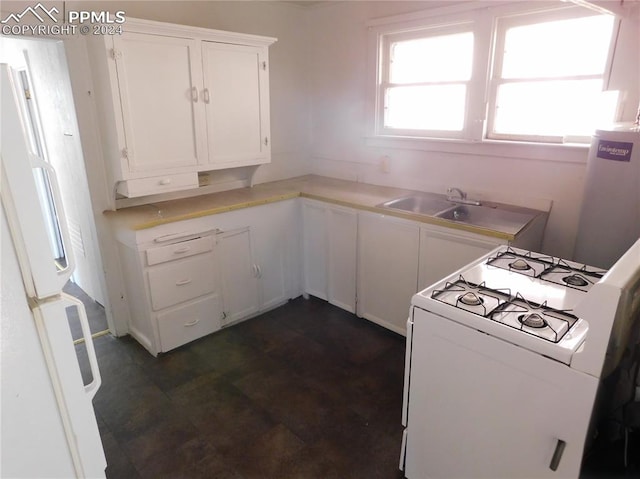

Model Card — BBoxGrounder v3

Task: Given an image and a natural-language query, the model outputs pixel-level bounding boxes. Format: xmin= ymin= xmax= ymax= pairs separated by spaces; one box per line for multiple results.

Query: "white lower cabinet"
xmin=118 ymin=233 xmax=220 ymax=356
xmin=302 ymin=203 xmax=508 ymax=336
xmin=215 ymin=200 xmax=295 ymax=325
xmin=117 ymin=199 xmax=299 ymax=355
xmin=216 ymin=227 xmax=260 ymax=324
xmin=119 ymin=196 xmax=544 ymax=354
xmin=418 ymin=227 xmax=504 ymax=291
xmin=357 ymin=212 xmax=420 ymax=335
xmin=302 ymin=199 xmax=357 ymax=312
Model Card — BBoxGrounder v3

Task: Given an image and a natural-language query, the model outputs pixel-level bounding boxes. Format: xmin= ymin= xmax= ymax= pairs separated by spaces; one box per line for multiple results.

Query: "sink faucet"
xmin=447 ymin=187 xmax=481 ymax=206
xmin=447 ymin=187 xmax=466 ymax=201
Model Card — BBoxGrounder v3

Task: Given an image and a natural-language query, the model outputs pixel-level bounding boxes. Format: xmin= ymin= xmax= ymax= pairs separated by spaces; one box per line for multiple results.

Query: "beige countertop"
xmin=104 ymin=175 xmax=544 ymax=241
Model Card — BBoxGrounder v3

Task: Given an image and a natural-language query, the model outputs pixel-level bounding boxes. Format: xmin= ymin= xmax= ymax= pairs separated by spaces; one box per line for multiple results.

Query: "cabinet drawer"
xmin=146 ymin=236 xmax=213 ymax=266
xmin=148 ymin=254 xmax=215 ymax=310
xmin=116 ymin=172 xmax=198 ymax=198
xmin=158 ymin=294 xmax=221 ymax=352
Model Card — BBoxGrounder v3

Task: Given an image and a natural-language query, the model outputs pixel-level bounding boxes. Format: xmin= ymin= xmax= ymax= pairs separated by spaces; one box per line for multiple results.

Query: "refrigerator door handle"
xmin=61 ymin=293 xmax=101 ymax=399
xmin=37 ymin=159 xmax=75 ymax=284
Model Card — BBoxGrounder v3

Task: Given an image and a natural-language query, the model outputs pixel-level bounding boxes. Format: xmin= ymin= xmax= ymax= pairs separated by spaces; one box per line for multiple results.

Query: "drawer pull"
xmin=173 ymin=246 xmax=191 ymax=254
xmin=159 ymin=178 xmax=172 ymax=186
xmin=175 ymin=278 xmax=192 ymax=286
xmin=184 ymin=318 xmax=200 ymax=327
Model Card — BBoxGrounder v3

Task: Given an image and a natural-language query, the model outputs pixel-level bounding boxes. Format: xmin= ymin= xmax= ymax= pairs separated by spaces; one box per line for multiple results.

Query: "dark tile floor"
xmin=82 ymin=297 xmax=406 ymax=478
xmin=80 ymin=296 xmax=639 ymax=478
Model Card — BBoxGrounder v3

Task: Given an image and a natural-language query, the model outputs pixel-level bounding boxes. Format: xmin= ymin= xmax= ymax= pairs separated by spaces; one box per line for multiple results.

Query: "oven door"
xmin=404 ymin=307 xmax=599 ymax=479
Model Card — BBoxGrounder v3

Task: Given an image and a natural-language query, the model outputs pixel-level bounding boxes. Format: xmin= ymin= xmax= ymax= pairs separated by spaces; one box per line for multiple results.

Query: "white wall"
xmin=306 ymin=0 xmax=640 ymax=258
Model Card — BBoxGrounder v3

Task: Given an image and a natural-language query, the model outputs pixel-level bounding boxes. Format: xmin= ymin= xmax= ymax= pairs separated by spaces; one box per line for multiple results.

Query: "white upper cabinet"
xmin=88 ymin=18 xmax=276 ymax=198
xmin=202 ymin=42 xmax=270 ymax=168
xmin=112 ymin=32 xmax=206 ymax=173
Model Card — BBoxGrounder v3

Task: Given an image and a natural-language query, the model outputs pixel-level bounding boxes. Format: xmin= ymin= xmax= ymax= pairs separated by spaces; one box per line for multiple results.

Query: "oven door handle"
xmin=549 ymin=439 xmax=566 ymax=471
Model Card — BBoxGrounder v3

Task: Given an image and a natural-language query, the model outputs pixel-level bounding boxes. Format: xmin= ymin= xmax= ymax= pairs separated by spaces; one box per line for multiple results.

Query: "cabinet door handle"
xmin=257 ymin=265 xmax=262 ymax=278
xmin=173 ymin=246 xmax=190 ymax=254
xmin=549 ymin=439 xmax=566 ymax=471
xmin=175 ymin=278 xmax=192 ymax=286
xmin=184 ymin=318 xmax=200 ymax=327
xmin=191 ymin=86 xmax=198 ymax=102
xmin=203 ymin=88 xmax=210 ymax=104
xmin=159 ymin=178 xmax=172 ymax=186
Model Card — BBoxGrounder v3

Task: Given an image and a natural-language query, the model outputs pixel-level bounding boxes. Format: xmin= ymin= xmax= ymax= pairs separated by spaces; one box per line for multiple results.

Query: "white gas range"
xmin=401 ymin=240 xmax=640 ymax=479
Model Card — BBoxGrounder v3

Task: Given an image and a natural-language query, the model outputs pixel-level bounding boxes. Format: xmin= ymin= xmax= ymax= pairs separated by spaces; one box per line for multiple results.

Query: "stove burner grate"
xmin=486 ymin=247 xmax=555 ymax=278
xmin=431 ymin=277 xmax=580 ymax=343
xmin=487 ymin=293 xmax=578 ymax=343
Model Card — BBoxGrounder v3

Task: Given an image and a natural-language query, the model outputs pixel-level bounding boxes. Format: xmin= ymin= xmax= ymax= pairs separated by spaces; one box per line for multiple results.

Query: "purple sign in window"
xmin=596 ymin=140 xmax=633 ymax=162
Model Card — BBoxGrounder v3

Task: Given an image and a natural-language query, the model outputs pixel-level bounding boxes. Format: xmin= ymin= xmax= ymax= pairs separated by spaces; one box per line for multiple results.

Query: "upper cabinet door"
xmin=201 ymin=42 xmax=270 ymax=167
xmin=112 ymin=32 xmax=206 ymax=173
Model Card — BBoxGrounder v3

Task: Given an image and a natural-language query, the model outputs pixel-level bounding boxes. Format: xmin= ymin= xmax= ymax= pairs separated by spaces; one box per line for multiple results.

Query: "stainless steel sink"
xmin=378 ymin=194 xmax=537 ymax=235
xmin=435 ymin=204 xmax=536 ymax=234
xmin=378 ymin=195 xmax=455 ymax=216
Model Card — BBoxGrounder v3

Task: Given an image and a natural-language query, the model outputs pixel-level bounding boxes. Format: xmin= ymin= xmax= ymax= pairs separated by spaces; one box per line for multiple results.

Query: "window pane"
xmin=493 ymin=80 xmax=603 ymax=137
xmin=385 ymin=85 xmax=466 ymax=131
xmin=390 ymin=32 xmax=473 ymax=83
xmin=502 ymin=15 xmax=614 ymax=79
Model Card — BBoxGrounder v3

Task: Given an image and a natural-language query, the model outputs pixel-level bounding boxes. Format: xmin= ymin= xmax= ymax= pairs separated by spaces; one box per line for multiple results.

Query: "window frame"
xmin=369 ymin=2 xmax=620 ymax=146
xmin=486 ymin=6 xmax=619 ymax=143
xmin=377 ymin=21 xmax=477 ymax=139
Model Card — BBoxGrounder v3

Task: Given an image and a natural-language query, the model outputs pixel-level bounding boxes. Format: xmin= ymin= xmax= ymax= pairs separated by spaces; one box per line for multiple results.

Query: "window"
xmin=373 ymin=5 xmax=619 ymax=144
xmin=381 ymin=25 xmax=474 ymax=136
xmin=488 ymin=10 xmax=616 ymax=142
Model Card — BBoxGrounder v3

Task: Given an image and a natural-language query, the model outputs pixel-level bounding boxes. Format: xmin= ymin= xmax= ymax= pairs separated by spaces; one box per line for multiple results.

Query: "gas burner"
xmin=488 ymin=293 xmax=578 ymax=343
xmin=431 ymin=276 xmax=510 ymax=316
xmin=539 ymin=261 xmax=605 ymax=291
xmin=519 ymin=313 xmax=547 ymax=328
xmin=510 ymin=259 xmax=532 ymax=271
xmin=487 ymin=248 xmax=554 ymax=278
xmin=459 ymin=292 xmax=483 ymax=306
xmin=563 ymin=274 xmax=589 ymax=287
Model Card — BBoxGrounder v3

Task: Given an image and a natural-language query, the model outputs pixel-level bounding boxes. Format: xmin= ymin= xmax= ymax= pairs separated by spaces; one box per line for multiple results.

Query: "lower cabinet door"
xmin=216 ymin=227 xmax=260 ymax=324
xmin=357 ymin=212 xmax=420 ymax=335
xmin=327 ymin=206 xmax=357 ymax=313
xmin=157 ymin=294 xmax=221 ymax=352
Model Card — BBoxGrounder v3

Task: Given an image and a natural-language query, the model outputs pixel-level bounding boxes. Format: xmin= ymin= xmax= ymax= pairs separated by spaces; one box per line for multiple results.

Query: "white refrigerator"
xmin=1 ymin=63 xmax=107 ymax=477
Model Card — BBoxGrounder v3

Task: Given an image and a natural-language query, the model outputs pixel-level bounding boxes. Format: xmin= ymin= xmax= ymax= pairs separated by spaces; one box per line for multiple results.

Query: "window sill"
xmin=364 ymin=135 xmax=590 ymax=164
